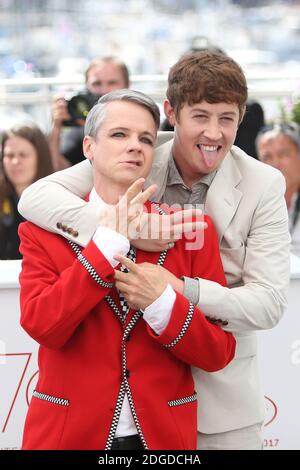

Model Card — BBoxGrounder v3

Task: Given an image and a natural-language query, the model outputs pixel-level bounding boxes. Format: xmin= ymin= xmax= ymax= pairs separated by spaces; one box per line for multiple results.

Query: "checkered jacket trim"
xmin=164 ymin=303 xmax=195 ymax=349
xmin=32 ymin=390 xmax=69 ymax=407
xmin=122 ymin=310 xmax=143 ymax=341
xmin=168 ymin=392 xmax=197 ymax=407
xmin=105 ymin=295 xmax=125 ymax=324
xmin=68 ymin=241 xmax=113 ymax=289
xmin=121 ymin=310 xmax=148 ymax=449
xmin=118 ymin=247 xmax=136 ymax=321
xmin=104 ymin=247 xmax=137 ymax=325
xmin=151 ymin=202 xmax=166 ymax=216
xmin=104 ymin=310 xmax=148 ymax=450
xmin=104 ymin=382 xmax=126 ymax=450
xmin=123 ymin=376 xmax=148 ymax=449
xmin=107 ymin=240 xmax=167 ymax=325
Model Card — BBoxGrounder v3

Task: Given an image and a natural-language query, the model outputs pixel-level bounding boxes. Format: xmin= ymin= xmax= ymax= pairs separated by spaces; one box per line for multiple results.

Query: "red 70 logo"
xmin=0 ymin=353 xmax=38 ymax=433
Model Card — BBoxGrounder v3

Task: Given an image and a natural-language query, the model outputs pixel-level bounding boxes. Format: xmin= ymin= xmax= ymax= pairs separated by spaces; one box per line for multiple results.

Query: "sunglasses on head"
xmin=261 ymin=122 xmax=298 ymax=133
xmin=259 ymin=121 xmax=300 ymax=146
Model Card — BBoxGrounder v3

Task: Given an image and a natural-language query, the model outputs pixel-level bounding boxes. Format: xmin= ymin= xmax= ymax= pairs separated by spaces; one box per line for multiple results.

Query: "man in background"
xmin=50 ymin=56 xmax=129 ymax=169
xmin=257 ymin=121 xmax=300 ymax=256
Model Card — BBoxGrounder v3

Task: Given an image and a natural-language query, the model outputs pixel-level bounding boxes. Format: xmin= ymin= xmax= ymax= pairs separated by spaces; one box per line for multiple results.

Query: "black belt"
xmin=111 ymin=434 xmax=143 ymax=450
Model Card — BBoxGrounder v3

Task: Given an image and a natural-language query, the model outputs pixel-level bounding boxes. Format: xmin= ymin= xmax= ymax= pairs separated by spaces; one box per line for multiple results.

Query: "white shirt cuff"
xmin=143 ymin=283 xmax=176 ymax=335
xmin=92 ymin=225 xmax=130 ymax=268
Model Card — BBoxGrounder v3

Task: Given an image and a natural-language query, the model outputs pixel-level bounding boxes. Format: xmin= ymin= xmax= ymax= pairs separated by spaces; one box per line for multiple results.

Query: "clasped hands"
xmin=99 ymin=178 xmax=206 ymax=250
xmin=98 ymin=178 xmax=205 ymax=310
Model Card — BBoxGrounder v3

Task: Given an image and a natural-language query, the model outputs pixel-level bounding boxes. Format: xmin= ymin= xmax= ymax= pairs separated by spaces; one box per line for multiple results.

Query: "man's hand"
xmin=157 ymin=265 xmax=184 ymax=295
xmin=52 ymin=96 xmax=71 ymax=129
xmin=114 ymin=256 xmax=168 ymax=310
xmin=131 ymin=209 xmax=206 ymax=252
xmin=99 ymin=178 xmax=158 ymax=239
xmin=98 ymin=178 xmax=205 ymax=244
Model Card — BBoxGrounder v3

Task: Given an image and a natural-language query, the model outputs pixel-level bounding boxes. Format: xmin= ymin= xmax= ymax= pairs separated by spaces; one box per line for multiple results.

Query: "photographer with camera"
xmin=49 ymin=57 xmax=130 ymax=170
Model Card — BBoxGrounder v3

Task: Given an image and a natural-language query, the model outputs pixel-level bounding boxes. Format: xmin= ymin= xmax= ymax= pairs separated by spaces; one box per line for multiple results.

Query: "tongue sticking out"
xmin=200 ymin=146 xmax=219 ymax=168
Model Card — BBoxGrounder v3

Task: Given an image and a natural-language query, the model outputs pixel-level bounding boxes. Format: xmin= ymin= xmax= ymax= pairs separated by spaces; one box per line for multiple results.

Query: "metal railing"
xmin=0 ymin=72 xmax=299 ymax=130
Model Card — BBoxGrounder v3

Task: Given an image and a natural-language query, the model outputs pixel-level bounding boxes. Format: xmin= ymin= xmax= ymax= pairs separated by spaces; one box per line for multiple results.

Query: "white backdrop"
xmin=0 ymin=261 xmax=38 ymax=450
xmin=0 ymin=257 xmax=299 ymax=450
xmin=257 ymin=254 xmax=300 ymax=450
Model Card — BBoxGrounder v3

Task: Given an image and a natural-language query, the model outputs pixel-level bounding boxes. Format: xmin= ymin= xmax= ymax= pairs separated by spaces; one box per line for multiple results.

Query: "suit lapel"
xmin=205 ymin=152 xmax=242 ymax=242
xmin=146 ymin=138 xmax=244 ymax=242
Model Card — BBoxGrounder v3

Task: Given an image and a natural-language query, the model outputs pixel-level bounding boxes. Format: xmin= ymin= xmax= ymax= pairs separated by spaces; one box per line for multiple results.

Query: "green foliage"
xmin=292 ymin=100 xmax=300 ymax=126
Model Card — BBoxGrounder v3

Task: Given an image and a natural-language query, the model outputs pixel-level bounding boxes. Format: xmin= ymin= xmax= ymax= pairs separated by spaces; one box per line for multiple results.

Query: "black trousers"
xmin=111 ymin=434 xmax=144 ymax=450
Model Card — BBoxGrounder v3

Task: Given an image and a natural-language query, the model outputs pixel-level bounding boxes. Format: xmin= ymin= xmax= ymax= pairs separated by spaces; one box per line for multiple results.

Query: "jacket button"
xmin=222 ymin=320 xmax=229 ymax=326
xmin=73 ymin=231 xmax=79 ymax=237
xmin=56 ymin=222 xmax=62 ymax=229
xmin=62 ymin=225 xmax=68 ymax=232
xmin=125 ymin=369 xmax=130 ymax=379
xmin=208 ymin=316 xmax=217 ymax=323
xmin=67 ymin=228 xmax=73 ymax=234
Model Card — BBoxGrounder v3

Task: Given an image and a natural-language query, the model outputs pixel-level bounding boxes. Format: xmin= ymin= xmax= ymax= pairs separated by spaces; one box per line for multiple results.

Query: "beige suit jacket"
xmin=19 ymin=132 xmax=291 ymax=433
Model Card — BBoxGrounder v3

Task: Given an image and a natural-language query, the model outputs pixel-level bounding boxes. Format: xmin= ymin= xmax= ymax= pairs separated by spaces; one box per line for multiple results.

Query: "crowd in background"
xmin=1 ymin=49 xmax=300 ymax=260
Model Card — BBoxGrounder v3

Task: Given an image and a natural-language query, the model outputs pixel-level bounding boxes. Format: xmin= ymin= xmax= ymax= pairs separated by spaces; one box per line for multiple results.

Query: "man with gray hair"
xmin=18 ymin=89 xmax=235 ymax=450
xmin=256 ymin=121 xmax=300 ymax=257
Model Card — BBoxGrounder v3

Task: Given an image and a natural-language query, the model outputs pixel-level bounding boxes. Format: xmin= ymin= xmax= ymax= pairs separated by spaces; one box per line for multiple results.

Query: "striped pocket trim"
xmin=33 ymin=390 xmax=70 ymax=407
xmin=168 ymin=392 xmax=197 ymax=407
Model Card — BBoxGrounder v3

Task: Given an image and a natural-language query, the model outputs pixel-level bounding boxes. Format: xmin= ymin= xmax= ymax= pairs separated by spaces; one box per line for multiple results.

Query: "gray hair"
xmin=84 ymin=89 xmax=160 ymax=138
xmin=256 ymin=121 xmax=300 ymax=152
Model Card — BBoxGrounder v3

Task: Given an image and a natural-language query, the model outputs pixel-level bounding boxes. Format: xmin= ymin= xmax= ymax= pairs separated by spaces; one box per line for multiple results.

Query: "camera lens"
xmin=67 ymin=95 xmax=91 ymax=121
xmin=64 ymin=91 xmax=101 ymax=126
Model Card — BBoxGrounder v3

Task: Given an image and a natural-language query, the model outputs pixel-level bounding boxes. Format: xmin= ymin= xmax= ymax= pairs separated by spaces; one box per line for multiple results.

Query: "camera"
xmin=63 ymin=91 xmax=101 ymax=126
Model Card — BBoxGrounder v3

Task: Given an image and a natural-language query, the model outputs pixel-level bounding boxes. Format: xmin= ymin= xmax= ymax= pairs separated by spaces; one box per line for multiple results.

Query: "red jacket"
xmin=19 ymin=209 xmax=235 ymax=450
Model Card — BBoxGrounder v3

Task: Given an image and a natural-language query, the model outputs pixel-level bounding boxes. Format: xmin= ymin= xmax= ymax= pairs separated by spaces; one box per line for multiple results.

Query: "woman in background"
xmin=0 ymin=124 xmax=53 ymax=259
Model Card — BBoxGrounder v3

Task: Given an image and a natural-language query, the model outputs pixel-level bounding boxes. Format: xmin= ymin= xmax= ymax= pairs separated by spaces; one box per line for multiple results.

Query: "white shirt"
xmin=90 ymin=188 xmax=176 ymax=437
